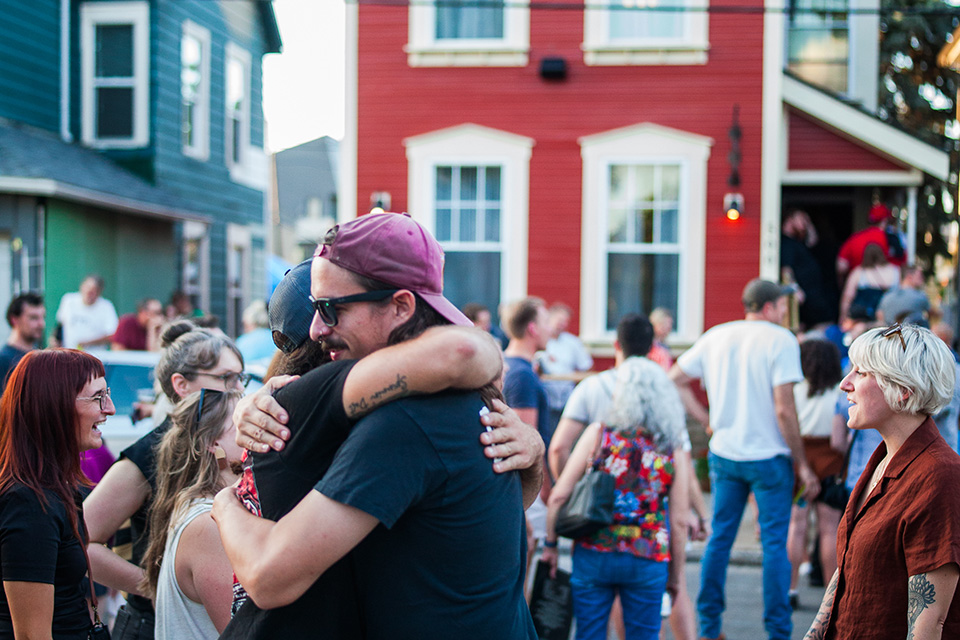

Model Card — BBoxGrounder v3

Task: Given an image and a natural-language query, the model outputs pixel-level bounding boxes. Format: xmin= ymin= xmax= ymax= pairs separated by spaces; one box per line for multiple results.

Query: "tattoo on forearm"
xmin=907 ymin=574 xmax=936 ymax=640
xmin=804 ymin=573 xmax=838 ymax=640
xmin=346 ymin=374 xmax=409 ymax=418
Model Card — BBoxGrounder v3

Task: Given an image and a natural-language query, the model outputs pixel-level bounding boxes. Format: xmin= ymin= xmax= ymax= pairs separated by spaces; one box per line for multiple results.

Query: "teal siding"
xmin=150 ymin=0 xmax=269 ymax=323
xmin=0 ymin=0 xmax=61 ymax=131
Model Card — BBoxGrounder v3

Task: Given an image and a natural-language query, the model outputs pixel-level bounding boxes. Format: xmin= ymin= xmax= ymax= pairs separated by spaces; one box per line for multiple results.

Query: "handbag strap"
xmin=80 ymin=519 xmax=103 ymax=626
xmin=586 ymin=424 xmax=606 ymax=473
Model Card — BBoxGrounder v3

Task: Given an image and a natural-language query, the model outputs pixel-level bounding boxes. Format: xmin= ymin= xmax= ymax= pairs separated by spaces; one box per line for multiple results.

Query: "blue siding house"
xmin=0 ymin=0 xmax=280 ymax=339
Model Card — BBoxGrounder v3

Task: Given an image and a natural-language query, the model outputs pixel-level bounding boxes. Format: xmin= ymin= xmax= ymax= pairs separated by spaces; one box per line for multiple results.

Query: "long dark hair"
xmin=800 ymin=339 xmax=842 ymax=397
xmin=0 ymin=349 xmax=105 ymax=539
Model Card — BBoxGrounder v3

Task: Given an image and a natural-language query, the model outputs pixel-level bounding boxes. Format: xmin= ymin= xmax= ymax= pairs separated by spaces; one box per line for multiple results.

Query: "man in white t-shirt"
xmin=56 ymin=275 xmax=119 ymax=350
xmin=670 ymin=279 xmax=819 ymax=640
xmin=538 ymin=304 xmax=593 ymax=431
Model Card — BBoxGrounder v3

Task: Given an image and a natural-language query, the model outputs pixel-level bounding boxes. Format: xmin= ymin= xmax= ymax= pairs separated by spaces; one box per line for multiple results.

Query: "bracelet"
xmin=542 ymin=540 xmax=558 ymax=548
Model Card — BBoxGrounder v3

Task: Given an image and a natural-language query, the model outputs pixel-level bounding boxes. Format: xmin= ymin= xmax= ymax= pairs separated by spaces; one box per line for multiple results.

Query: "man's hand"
xmin=479 ymin=399 xmax=544 ymax=473
xmin=234 ymin=375 xmax=299 ymax=452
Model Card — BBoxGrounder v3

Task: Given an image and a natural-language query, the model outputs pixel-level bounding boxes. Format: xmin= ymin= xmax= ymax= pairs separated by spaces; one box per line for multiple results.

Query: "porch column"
xmin=906 ymin=186 xmax=918 ymax=264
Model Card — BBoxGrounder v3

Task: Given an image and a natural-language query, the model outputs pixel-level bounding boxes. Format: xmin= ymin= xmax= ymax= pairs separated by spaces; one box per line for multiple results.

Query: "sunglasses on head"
xmin=309 ymin=289 xmax=399 ymax=327
xmin=882 ymin=322 xmax=907 ymax=352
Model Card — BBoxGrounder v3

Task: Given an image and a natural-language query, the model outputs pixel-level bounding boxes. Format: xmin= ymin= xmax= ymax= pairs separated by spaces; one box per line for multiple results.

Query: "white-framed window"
xmin=80 ymin=2 xmax=150 ymax=148
xmin=182 ymin=220 xmax=210 ymax=313
xmin=405 ymin=124 xmax=534 ymax=314
xmin=181 ymin=20 xmax=210 ymax=160
xmin=406 ymin=0 xmax=530 ymax=67
xmin=226 ymin=223 xmax=252 ymax=338
xmin=582 ymin=0 xmax=709 ymax=66
xmin=225 ymin=43 xmax=251 ymax=172
xmin=786 ymin=0 xmax=849 ymax=94
xmin=579 ymin=123 xmax=712 ymax=344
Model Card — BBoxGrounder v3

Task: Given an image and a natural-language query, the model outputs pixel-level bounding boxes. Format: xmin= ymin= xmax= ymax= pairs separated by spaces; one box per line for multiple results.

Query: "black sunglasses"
xmin=196 ymin=388 xmax=224 ymax=422
xmin=309 ymin=290 xmax=399 ymax=327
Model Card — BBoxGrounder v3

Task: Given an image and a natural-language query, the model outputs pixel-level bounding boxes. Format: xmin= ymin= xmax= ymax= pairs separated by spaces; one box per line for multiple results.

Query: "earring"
xmin=214 ymin=444 xmax=227 ymax=470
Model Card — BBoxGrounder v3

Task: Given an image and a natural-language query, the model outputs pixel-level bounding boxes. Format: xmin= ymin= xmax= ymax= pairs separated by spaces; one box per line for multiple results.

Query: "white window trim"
xmin=80 ymin=1 xmax=150 ymax=148
xmin=226 ymin=223 xmax=252 ymax=338
xmin=225 ymin=43 xmax=251 ymax=170
xmin=582 ymin=0 xmax=709 ymax=66
xmin=182 ymin=220 xmax=210 ymax=313
xmin=579 ymin=123 xmax=712 ymax=345
xmin=406 ymin=0 xmax=530 ymax=67
xmin=405 ymin=123 xmax=534 ymax=305
xmin=181 ymin=20 xmax=211 ymax=161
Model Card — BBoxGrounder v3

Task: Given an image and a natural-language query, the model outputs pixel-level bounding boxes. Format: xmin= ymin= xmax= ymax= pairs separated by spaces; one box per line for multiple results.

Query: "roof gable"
xmin=787 ymin=108 xmax=906 ymax=172
xmin=782 ymin=74 xmax=949 ymax=180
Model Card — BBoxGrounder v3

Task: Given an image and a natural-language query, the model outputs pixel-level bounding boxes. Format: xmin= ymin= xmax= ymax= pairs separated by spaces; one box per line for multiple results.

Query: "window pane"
xmin=227 ymin=58 xmax=245 ymax=111
xmin=660 ymin=166 xmax=680 ymax=201
xmin=181 ymin=34 xmax=202 ymax=148
xmin=182 ymin=102 xmax=194 ymax=146
xmin=460 ymin=208 xmax=477 ymax=242
xmin=633 ymin=166 xmax=655 ymax=203
xmin=436 ymin=208 xmax=452 ymax=242
xmin=459 ymin=167 xmax=478 ymax=200
xmin=606 ymin=252 xmax=679 ymax=331
xmin=635 ymin=209 xmax=654 ymax=243
xmin=609 ymin=165 xmax=627 ymax=201
xmin=484 ymin=208 xmax=500 ymax=242
xmin=442 ymin=251 xmax=501 ymax=316
xmin=96 ymin=25 xmax=133 ymax=77
xmin=609 ymin=208 xmax=628 ymax=243
xmin=610 ymin=4 xmax=683 ymax=40
xmin=232 ymin=117 xmax=242 ymax=164
xmin=436 ymin=167 xmax=453 ymax=201
xmin=96 ymin=87 xmax=134 ymax=138
xmin=485 ymin=167 xmax=501 ymax=200
xmin=436 ymin=0 xmax=504 ymax=39
xmin=660 ymin=208 xmax=679 ymax=243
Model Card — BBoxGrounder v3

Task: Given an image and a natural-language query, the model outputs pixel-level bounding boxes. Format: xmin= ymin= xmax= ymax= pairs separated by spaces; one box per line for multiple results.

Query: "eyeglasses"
xmin=309 ymin=290 xmax=399 ymax=327
xmin=77 ymin=388 xmax=111 ymax=411
xmin=183 ymin=370 xmax=252 ymax=389
xmin=196 ymin=387 xmax=224 ymax=422
xmin=882 ymin=322 xmax=907 ymax=352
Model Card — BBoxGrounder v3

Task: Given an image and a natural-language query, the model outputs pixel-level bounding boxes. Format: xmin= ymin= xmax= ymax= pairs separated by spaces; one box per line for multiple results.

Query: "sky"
xmin=262 ymin=0 xmax=346 ymax=152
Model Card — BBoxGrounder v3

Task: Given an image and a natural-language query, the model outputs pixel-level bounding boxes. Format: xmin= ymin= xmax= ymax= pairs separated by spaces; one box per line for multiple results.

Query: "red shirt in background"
xmin=112 ymin=314 xmax=147 ymax=350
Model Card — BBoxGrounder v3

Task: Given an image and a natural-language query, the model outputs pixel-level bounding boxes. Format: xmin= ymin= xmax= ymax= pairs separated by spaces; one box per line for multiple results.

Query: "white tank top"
xmin=154 ymin=497 xmax=219 ymax=640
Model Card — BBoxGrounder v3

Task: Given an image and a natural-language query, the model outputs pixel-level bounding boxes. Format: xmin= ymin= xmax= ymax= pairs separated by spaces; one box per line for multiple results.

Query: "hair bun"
xmin=160 ymin=319 xmax=197 ymax=348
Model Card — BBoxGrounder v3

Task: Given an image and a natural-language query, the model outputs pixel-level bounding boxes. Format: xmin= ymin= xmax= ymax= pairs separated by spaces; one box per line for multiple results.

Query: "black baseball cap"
xmin=269 ymin=260 xmax=314 ymax=353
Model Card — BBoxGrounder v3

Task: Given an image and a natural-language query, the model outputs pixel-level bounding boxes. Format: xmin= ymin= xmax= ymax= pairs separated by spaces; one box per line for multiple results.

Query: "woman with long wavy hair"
xmin=142 ymin=388 xmax=244 ymax=638
xmin=82 ymin=320 xmax=246 ymax=638
xmin=0 ymin=349 xmax=115 ymax=638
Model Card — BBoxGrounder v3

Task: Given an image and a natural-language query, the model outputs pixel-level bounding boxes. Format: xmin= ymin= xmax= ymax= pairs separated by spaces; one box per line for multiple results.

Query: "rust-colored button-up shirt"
xmin=828 ymin=418 xmax=960 ymax=639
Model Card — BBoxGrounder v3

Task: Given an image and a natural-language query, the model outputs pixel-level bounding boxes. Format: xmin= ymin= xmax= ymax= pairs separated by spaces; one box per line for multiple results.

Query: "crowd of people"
xmin=0 ymin=208 xmax=959 ymax=640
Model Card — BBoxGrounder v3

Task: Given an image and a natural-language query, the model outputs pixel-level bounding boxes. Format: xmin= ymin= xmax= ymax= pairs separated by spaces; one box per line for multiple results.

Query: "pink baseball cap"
xmin=316 ymin=212 xmax=472 ymax=327
xmin=868 ymin=203 xmax=891 ymax=224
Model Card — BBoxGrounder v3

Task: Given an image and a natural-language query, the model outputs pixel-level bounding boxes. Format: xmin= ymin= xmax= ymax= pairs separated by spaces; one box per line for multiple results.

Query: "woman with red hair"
xmin=0 ymin=349 xmax=115 ymax=638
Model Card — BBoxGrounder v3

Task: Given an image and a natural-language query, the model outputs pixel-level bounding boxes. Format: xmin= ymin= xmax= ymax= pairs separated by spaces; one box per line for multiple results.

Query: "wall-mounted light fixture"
xmin=725 ymin=105 xmax=742 ymax=220
xmin=370 ymin=191 xmax=391 ymax=213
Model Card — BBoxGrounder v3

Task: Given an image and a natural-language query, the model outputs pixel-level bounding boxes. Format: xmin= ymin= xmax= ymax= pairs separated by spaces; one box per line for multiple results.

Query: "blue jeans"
xmin=571 ymin=546 xmax=667 ymax=640
xmin=697 ymin=453 xmax=793 ymax=640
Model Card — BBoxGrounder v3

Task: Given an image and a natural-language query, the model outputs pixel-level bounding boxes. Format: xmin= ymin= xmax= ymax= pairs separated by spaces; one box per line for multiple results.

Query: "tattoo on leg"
xmin=907 ymin=574 xmax=936 ymax=640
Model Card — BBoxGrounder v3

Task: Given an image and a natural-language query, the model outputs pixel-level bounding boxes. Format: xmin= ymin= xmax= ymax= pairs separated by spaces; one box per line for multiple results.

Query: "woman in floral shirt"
xmin=543 ymin=356 xmax=690 ymax=640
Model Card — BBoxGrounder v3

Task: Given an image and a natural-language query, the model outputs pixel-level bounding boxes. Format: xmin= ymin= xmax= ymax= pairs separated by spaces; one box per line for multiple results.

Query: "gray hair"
xmin=156 ymin=325 xmax=244 ymax=402
xmin=848 ymin=324 xmax=955 ymax=415
xmin=605 ymin=356 xmax=686 ymax=450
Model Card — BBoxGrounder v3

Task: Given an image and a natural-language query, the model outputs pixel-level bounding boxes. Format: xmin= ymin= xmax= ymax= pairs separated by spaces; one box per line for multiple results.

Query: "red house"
xmin=341 ymin=0 xmax=949 ymax=350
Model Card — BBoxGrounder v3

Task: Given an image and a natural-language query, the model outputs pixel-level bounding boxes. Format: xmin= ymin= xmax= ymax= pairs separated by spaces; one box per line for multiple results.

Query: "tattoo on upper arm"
xmin=346 ymin=374 xmax=409 ymax=418
xmin=907 ymin=574 xmax=937 ymax=640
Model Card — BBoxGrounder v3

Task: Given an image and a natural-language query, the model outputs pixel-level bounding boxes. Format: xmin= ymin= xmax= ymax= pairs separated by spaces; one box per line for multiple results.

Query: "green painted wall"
xmin=44 ymin=200 xmax=178 ymax=338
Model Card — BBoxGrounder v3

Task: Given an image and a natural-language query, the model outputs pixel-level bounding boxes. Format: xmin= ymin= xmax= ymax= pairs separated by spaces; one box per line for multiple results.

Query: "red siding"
xmin=356 ymin=0 xmax=768 ymax=332
xmin=787 ymin=109 xmax=906 ymax=172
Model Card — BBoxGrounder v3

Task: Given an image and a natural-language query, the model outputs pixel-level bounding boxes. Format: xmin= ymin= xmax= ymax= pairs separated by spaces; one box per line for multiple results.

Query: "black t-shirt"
xmin=316 ymin=391 xmax=536 ymax=640
xmin=221 ymin=359 xmax=361 ymax=640
xmin=117 ymin=416 xmax=173 ymax=612
xmin=0 ymin=485 xmax=91 ymax=639
xmin=0 ymin=345 xmax=28 ymax=395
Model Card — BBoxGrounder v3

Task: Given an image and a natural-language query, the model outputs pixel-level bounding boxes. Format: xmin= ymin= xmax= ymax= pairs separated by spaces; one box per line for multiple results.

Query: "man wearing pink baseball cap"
xmin=214 ymin=213 xmax=539 ymax=639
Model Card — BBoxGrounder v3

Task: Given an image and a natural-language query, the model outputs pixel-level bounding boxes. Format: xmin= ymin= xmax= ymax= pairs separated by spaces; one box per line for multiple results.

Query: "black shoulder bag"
xmin=555 ymin=425 xmax=615 ymax=539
